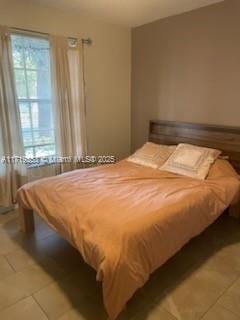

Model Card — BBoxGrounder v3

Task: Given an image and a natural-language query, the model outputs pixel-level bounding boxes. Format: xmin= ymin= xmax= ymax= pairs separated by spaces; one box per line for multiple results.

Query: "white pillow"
xmin=127 ymin=142 xmax=176 ymax=169
xmin=160 ymin=143 xmax=221 ymax=179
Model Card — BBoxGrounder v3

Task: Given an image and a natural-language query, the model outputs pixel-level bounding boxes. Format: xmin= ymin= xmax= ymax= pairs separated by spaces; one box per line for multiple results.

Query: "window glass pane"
xmin=31 ymin=102 xmax=54 ymax=129
xmin=27 ymin=70 xmax=51 ymax=99
xmin=11 ymin=35 xmax=24 ymax=68
xmin=22 ymin=130 xmax=33 ymax=147
xmin=34 ymin=130 xmax=55 ymax=146
xmin=11 ymin=33 xmax=56 ymax=159
xmin=32 ymin=102 xmax=54 ymax=128
xmin=24 ymin=37 xmax=50 ymax=70
xmin=14 ymin=69 xmax=27 ymax=98
xmin=31 ymin=102 xmax=39 ymax=129
xmin=27 ymin=70 xmax=37 ymax=99
xmin=37 ymin=71 xmax=51 ymax=99
xmin=24 ymin=147 xmax=34 ymax=159
xmin=35 ymin=144 xmax=55 ymax=157
xmin=19 ymin=103 xmax=33 ymax=147
xmin=31 ymin=102 xmax=55 ymax=150
xmin=19 ymin=102 xmax=31 ymax=129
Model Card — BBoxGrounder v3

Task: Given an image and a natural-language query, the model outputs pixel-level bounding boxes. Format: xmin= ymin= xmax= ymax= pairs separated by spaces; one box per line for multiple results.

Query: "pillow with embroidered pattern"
xmin=160 ymin=143 xmax=221 ymax=179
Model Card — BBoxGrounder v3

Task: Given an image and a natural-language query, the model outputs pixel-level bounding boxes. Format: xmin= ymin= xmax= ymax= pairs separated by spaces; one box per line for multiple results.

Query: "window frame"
xmin=10 ymin=31 xmax=57 ymax=166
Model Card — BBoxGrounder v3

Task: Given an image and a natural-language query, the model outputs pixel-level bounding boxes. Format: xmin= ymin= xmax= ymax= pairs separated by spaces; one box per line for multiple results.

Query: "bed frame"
xmin=149 ymin=120 xmax=240 ymax=173
xmin=18 ymin=120 xmax=240 ymax=233
xmin=149 ymin=120 xmax=240 ymax=219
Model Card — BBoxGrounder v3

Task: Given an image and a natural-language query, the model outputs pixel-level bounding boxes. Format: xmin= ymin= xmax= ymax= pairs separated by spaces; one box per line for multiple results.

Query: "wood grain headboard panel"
xmin=149 ymin=120 xmax=240 ymax=174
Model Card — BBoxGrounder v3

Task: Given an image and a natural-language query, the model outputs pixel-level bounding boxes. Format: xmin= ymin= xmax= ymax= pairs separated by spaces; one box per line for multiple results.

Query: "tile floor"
xmin=0 ymin=210 xmax=239 ymax=320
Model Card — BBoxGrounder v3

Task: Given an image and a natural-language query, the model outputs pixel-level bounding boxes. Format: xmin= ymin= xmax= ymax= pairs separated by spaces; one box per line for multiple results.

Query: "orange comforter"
xmin=17 ymin=160 xmax=240 ymax=319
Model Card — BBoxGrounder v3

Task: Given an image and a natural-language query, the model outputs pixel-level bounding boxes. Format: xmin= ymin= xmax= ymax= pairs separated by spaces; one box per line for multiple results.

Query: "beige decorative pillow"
xmin=160 ymin=143 xmax=221 ymax=179
xmin=127 ymin=142 xmax=176 ymax=169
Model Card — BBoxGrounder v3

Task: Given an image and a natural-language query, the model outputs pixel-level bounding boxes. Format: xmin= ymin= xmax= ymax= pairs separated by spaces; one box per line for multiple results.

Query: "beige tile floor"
xmin=0 ymin=210 xmax=240 ymax=320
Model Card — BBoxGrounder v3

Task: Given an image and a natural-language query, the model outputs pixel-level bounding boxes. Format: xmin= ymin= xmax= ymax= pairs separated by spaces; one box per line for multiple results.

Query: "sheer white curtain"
xmin=50 ymin=35 xmax=87 ymax=172
xmin=0 ymin=30 xmax=87 ymax=205
xmin=0 ymin=26 xmax=27 ymax=207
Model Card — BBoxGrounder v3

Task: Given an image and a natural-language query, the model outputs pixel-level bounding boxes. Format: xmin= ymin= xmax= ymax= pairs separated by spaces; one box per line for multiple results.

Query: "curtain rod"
xmin=11 ymin=27 xmax=92 ymax=45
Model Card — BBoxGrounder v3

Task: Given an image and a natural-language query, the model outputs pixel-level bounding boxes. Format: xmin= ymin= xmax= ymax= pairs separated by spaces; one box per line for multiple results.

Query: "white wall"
xmin=0 ymin=0 xmax=131 ymax=162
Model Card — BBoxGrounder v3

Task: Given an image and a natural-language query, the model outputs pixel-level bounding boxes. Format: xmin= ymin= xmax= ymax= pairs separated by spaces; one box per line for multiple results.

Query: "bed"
xmin=17 ymin=120 xmax=240 ymax=320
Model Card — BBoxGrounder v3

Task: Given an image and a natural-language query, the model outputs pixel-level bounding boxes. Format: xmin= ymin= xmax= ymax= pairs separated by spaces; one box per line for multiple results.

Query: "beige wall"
xmin=132 ymin=0 xmax=240 ymax=150
xmin=0 ymin=0 xmax=131 ymax=161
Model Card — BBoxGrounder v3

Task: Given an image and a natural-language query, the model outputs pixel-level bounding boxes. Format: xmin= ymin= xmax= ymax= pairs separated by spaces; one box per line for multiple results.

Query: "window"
xmin=11 ymin=34 xmax=56 ymax=159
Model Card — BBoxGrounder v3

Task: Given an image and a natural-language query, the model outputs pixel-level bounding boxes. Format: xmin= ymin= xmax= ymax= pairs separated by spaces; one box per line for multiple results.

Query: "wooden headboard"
xmin=149 ymin=120 xmax=240 ymax=174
